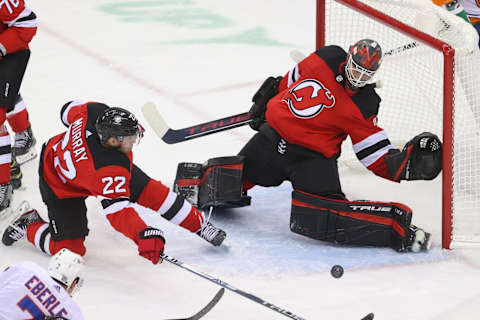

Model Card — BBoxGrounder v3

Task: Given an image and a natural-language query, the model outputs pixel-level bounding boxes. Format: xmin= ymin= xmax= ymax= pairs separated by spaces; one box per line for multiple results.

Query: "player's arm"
xmin=349 ymin=122 xmax=399 ymax=181
xmin=349 ymin=118 xmax=442 ymax=182
xmin=95 ymin=166 xmax=165 ymax=264
xmin=0 ymin=6 xmax=37 ymax=56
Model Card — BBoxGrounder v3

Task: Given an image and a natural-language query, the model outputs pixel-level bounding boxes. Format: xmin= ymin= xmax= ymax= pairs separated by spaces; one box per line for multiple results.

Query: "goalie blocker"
xmin=291 ymin=190 xmax=431 ymax=252
xmin=174 ymin=156 xmax=251 ymax=209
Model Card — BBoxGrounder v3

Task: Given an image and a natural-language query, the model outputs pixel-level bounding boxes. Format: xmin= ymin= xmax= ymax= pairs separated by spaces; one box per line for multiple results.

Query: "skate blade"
xmin=15 ymin=200 xmax=31 ymax=216
xmin=0 ymin=207 xmax=16 ymax=236
xmin=0 ymin=201 xmax=31 ymax=238
xmin=16 ymin=150 xmax=37 ymax=165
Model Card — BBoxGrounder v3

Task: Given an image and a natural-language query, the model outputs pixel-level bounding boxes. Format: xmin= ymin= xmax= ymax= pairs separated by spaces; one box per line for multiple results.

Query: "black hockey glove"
xmin=249 ymin=76 xmax=283 ymax=131
xmin=44 ymin=317 xmax=70 ymax=320
xmin=385 ymin=132 xmax=442 ymax=181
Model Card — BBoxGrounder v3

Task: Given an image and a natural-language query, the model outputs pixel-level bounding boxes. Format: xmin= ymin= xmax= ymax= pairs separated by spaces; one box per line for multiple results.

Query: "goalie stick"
xmin=142 ymin=102 xmax=251 ymax=144
xmin=165 ymin=288 xmax=225 ymax=320
xmin=160 ymin=254 xmax=306 ymax=320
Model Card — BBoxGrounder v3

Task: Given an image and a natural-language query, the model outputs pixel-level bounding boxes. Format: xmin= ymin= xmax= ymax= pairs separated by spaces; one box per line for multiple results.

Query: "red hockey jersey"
xmin=42 ymin=100 xmax=148 ymax=241
xmin=0 ymin=0 xmax=37 ymax=56
xmin=266 ymin=45 xmax=398 ymax=180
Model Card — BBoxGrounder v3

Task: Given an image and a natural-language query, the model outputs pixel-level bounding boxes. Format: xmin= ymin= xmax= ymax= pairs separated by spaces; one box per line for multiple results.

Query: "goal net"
xmin=316 ymin=0 xmax=480 ymax=248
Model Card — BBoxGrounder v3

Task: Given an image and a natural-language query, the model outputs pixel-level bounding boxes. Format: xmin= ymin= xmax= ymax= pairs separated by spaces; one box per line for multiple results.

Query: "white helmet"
xmin=48 ymin=248 xmax=85 ymax=294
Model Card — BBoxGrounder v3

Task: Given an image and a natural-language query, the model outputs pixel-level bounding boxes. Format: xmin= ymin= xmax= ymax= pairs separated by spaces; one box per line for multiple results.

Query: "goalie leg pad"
xmin=290 ymin=190 xmax=412 ymax=250
xmin=198 ymin=156 xmax=251 ymax=209
xmin=174 ymin=162 xmax=203 ymax=206
xmin=174 ymin=156 xmax=251 ymax=209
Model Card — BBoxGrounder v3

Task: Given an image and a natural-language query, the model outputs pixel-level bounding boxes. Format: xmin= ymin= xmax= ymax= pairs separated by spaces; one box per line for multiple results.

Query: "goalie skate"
xmin=407 ymin=225 xmax=432 ymax=253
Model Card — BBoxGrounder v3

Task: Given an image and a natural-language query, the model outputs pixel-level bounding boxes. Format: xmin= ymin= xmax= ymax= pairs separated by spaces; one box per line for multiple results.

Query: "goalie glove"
xmin=249 ymin=76 xmax=283 ymax=131
xmin=135 ymin=227 xmax=165 ymax=265
xmin=385 ymin=132 xmax=442 ymax=181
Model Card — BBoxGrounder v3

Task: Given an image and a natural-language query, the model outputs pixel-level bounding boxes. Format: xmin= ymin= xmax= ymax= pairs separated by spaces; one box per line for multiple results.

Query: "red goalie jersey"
xmin=0 ymin=0 xmax=37 ymax=56
xmin=266 ymin=45 xmax=399 ymax=180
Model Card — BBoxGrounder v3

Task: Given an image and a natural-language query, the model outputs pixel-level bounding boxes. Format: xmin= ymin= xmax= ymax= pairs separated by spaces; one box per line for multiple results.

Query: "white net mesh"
xmin=322 ymin=0 xmax=480 ymax=246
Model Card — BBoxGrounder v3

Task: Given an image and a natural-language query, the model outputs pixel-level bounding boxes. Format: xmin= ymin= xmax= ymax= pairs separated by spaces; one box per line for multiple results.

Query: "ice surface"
xmin=1 ymin=1 xmax=480 ymax=319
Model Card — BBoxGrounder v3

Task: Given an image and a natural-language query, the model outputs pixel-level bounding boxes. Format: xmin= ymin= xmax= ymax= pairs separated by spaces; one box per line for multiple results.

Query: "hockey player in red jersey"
xmin=175 ymin=39 xmax=442 ymax=253
xmin=1 ymin=101 xmax=226 ymax=264
xmin=0 ymin=0 xmax=38 ymax=209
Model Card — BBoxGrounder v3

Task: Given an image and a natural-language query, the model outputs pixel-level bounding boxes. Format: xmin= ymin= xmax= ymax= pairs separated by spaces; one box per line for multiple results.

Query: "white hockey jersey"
xmin=0 ymin=261 xmax=83 ymax=320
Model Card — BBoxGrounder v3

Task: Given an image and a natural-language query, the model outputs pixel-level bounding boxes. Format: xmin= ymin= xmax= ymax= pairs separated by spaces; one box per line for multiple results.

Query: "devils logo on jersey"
xmin=282 ymin=79 xmax=335 ymax=119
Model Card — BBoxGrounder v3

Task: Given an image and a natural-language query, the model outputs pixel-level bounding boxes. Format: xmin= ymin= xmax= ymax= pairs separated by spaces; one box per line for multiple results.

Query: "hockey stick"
xmin=161 ymin=254 xmax=306 ymax=320
xmin=291 ymin=41 xmax=420 ymax=64
xmin=142 ymin=102 xmax=251 ymax=144
xmin=165 ymin=288 xmax=225 ymax=320
xmin=383 ymin=41 xmax=419 ymax=57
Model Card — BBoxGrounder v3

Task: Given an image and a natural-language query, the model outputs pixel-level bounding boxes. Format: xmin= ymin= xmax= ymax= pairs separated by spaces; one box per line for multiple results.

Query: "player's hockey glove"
xmin=44 ymin=317 xmax=69 ymax=320
xmin=249 ymin=76 xmax=283 ymax=131
xmin=136 ymin=227 xmax=165 ymax=264
xmin=385 ymin=132 xmax=442 ymax=181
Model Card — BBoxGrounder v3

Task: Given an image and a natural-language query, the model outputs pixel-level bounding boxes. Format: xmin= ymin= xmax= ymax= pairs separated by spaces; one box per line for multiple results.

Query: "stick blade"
xmin=141 ymin=102 xmax=169 ymax=139
xmin=164 ymin=288 xmax=225 ymax=320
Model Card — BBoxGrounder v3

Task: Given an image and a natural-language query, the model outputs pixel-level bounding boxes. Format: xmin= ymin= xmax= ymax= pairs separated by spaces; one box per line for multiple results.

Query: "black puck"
xmin=361 ymin=313 xmax=374 ymax=320
xmin=330 ymin=265 xmax=344 ymax=278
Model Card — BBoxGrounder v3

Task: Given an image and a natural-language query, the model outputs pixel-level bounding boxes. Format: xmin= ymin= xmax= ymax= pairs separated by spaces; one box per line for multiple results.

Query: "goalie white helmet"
xmin=47 ymin=248 xmax=85 ymax=294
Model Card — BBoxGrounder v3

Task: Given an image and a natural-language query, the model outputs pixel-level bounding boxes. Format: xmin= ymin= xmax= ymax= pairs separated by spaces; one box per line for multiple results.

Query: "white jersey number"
xmin=101 ymin=176 xmax=127 ymax=195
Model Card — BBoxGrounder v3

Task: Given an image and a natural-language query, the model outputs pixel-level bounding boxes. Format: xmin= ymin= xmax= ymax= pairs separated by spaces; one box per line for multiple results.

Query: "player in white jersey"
xmin=459 ymin=0 xmax=480 ymax=21
xmin=0 ymin=249 xmax=84 ymax=320
xmin=433 ymin=0 xmax=480 ymax=47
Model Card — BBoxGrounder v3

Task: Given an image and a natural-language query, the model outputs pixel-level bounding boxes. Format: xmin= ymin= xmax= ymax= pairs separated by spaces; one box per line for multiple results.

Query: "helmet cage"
xmin=345 ymin=55 xmax=377 ymax=88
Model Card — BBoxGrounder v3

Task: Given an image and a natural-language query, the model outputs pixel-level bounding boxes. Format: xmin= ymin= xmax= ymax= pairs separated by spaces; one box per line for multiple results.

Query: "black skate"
xmin=404 ymin=225 xmax=432 ymax=253
xmin=0 ymin=182 xmax=13 ymax=212
xmin=10 ymin=157 xmax=22 ymax=190
xmin=2 ymin=201 xmax=43 ymax=246
xmin=197 ymin=221 xmax=226 ymax=246
xmin=13 ymin=125 xmax=37 ymax=165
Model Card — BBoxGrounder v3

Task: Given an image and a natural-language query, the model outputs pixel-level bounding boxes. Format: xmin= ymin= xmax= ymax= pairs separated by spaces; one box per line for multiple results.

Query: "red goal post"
xmin=315 ymin=0 xmax=480 ymax=249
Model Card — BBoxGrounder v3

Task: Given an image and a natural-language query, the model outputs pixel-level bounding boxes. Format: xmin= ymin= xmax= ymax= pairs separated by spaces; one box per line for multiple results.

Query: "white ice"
xmin=1 ymin=0 xmax=480 ymax=319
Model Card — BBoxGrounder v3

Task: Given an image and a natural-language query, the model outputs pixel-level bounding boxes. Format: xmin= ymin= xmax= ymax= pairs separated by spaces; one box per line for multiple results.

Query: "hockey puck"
xmin=361 ymin=313 xmax=374 ymax=320
xmin=330 ymin=265 xmax=344 ymax=278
